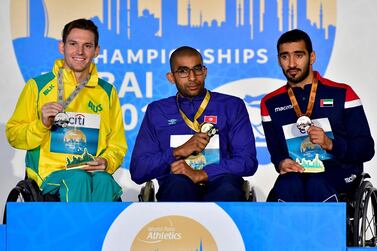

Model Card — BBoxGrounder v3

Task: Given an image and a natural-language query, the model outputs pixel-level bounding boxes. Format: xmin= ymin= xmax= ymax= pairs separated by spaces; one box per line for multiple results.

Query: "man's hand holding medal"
xmin=42 ymin=68 xmax=90 ymax=129
xmin=282 ymin=77 xmax=333 ymax=174
xmin=171 ymin=122 xmax=218 ymax=184
xmin=172 ymin=90 xmax=220 ymax=183
xmin=171 ymin=132 xmax=210 ymax=184
xmin=172 ymin=122 xmax=217 ymax=159
xmin=306 ymin=125 xmax=333 ymax=151
xmin=172 ymin=132 xmax=210 ymax=159
xmin=41 ymin=102 xmax=66 ymax=128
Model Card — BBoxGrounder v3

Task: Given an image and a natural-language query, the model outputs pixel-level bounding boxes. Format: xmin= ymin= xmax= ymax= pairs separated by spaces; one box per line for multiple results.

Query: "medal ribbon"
xmin=57 ymin=68 xmax=90 ymax=109
xmin=177 ymin=90 xmax=211 ymax=132
xmin=287 ymin=77 xmax=318 ymax=118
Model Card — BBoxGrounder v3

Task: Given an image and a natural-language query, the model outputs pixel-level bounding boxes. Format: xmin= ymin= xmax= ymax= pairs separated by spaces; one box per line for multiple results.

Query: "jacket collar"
xmin=52 ymin=59 xmax=98 ymax=87
xmin=177 ymin=89 xmax=208 ymax=103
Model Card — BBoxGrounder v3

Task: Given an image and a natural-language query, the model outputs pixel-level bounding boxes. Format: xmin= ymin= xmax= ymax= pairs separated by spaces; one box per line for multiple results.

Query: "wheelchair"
xmin=3 ymin=178 xmax=60 ymax=224
xmin=3 ymin=175 xmax=123 ymax=224
xmin=342 ymin=173 xmax=377 ymax=247
xmin=138 ymin=179 xmax=256 ymax=202
xmin=267 ymin=172 xmax=377 ymax=247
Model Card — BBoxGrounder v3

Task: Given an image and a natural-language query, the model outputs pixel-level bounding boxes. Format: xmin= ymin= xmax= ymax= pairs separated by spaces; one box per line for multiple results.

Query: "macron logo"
xmin=274 ymin=105 xmax=293 ymax=113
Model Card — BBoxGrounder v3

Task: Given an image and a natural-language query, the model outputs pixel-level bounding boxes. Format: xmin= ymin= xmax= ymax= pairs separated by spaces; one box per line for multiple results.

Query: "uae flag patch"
xmin=320 ymin=99 xmax=334 ymax=107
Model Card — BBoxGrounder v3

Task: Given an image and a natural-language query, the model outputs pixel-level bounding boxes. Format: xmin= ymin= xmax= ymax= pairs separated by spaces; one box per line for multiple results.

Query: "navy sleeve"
xmin=130 ymin=105 xmax=176 ymax=184
xmin=261 ymin=120 xmax=290 ymax=172
xmin=260 ymin=97 xmax=290 ymax=173
xmin=329 ymin=104 xmax=374 ymax=163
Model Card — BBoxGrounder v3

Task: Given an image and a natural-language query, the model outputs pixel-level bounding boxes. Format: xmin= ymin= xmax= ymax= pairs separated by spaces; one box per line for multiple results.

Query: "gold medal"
xmin=200 ymin=122 xmax=218 ymax=137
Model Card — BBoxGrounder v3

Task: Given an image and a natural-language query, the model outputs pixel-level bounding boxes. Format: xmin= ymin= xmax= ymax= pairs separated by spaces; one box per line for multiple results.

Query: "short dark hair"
xmin=62 ymin=18 xmax=99 ymax=47
xmin=169 ymin=46 xmax=203 ymax=71
xmin=277 ymin=29 xmax=313 ymax=55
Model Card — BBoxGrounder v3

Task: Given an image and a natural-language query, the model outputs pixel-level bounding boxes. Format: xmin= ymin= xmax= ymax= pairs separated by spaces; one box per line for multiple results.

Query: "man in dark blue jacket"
xmin=261 ymin=29 xmax=374 ymax=202
xmin=131 ymin=46 xmax=258 ymax=201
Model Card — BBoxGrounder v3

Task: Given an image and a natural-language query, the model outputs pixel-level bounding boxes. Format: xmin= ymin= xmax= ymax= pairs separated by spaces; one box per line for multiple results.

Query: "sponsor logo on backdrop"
xmin=11 ymin=0 xmax=336 ymax=167
xmin=102 ymin=203 xmax=246 ymax=250
xmin=131 ymin=215 xmax=217 ymax=250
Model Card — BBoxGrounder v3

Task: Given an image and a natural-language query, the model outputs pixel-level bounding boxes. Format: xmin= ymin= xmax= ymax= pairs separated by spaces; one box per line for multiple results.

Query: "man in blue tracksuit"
xmin=261 ymin=29 xmax=374 ymax=202
xmin=131 ymin=46 xmax=258 ymax=201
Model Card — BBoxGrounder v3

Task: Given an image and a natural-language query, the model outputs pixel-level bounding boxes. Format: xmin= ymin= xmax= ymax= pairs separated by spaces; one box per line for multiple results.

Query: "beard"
xmin=283 ymin=61 xmax=310 ymax=84
xmin=176 ymin=80 xmax=205 ymax=98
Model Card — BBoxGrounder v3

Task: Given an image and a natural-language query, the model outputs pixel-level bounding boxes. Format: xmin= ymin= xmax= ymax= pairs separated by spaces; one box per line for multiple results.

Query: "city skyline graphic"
xmin=11 ymin=0 xmax=337 ymax=167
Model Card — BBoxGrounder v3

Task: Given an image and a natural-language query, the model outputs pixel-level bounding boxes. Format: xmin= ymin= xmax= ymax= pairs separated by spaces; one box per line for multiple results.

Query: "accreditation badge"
xmin=283 ymin=118 xmax=334 ymax=173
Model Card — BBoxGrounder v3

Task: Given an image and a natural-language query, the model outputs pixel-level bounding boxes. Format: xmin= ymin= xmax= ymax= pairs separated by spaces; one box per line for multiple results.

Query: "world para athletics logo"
xmin=10 ymin=0 xmax=336 ymax=167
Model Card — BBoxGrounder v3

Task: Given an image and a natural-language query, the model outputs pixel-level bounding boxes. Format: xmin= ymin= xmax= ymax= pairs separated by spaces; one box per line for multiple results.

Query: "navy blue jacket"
xmin=261 ymin=72 xmax=374 ymax=173
xmin=130 ymin=89 xmax=258 ymax=184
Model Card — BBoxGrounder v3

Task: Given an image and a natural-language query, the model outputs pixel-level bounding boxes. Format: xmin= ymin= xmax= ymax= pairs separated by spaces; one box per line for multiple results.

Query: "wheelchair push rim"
xmin=353 ymin=181 xmax=377 ymax=247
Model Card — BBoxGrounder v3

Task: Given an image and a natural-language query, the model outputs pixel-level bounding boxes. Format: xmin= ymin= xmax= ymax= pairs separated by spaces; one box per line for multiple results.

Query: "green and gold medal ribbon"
xmin=177 ymin=90 xmax=211 ymax=132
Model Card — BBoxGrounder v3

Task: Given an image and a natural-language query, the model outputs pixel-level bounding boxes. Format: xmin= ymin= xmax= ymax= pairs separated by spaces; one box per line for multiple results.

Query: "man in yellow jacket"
xmin=6 ymin=19 xmax=127 ymax=202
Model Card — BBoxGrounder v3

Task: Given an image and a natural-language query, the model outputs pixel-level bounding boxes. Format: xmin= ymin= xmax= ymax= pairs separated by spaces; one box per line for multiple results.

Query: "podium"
xmin=4 ymin=202 xmax=346 ymax=251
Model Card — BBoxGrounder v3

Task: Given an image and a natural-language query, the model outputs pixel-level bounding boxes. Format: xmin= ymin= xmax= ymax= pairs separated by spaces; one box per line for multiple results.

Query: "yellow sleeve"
xmin=101 ymin=87 xmax=127 ymax=174
xmin=6 ymin=79 xmax=50 ymax=150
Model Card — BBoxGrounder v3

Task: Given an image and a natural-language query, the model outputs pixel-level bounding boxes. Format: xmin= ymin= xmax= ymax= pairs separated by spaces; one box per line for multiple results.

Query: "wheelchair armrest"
xmin=243 ymin=180 xmax=256 ymax=201
xmin=138 ymin=180 xmax=155 ymax=202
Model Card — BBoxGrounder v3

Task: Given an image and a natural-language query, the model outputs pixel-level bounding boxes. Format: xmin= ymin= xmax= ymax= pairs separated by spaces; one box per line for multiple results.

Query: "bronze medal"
xmin=287 ymin=77 xmax=318 ymax=134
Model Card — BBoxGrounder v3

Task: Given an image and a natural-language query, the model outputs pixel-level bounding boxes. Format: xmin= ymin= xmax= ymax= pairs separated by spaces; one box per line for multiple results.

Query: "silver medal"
xmin=53 ymin=69 xmax=89 ymax=129
xmin=296 ymin=115 xmax=313 ymax=134
xmin=200 ymin=122 xmax=218 ymax=137
xmin=54 ymin=112 xmax=69 ymax=128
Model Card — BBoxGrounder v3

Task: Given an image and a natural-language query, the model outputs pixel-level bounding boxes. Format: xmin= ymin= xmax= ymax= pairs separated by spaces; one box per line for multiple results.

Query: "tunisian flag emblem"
xmin=204 ymin=115 xmax=217 ymax=124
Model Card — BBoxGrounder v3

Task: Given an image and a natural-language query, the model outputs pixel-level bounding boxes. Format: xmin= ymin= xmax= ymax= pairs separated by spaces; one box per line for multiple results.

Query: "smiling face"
xmin=59 ymin=28 xmax=99 ymax=79
xmin=166 ymin=53 xmax=207 ymax=98
xmin=278 ymin=40 xmax=316 ymax=87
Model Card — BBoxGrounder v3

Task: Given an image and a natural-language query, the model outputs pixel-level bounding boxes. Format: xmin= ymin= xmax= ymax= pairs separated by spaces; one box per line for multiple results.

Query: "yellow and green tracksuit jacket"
xmin=6 ymin=59 xmax=127 ymax=187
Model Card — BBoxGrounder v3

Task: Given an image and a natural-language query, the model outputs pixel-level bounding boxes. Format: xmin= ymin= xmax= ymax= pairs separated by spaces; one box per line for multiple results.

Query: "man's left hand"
xmin=170 ymin=160 xmax=208 ymax=184
xmin=82 ymin=157 xmax=107 ymax=171
xmin=307 ymin=125 xmax=333 ymax=151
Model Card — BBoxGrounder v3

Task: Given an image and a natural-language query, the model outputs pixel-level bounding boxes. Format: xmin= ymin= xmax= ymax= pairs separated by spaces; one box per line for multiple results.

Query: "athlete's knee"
xmin=156 ymin=174 xmax=198 ymax=201
xmin=67 ymin=169 xmax=91 ymax=183
xmin=274 ymin=172 xmax=304 ymax=190
xmin=209 ymin=174 xmax=244 ymax=194
xmin=92 ymin=171 xmax=113 ymax=184
xmin=271 ymin=173 xmax=305 ymax=202
xmin=306 ymin=174 xmax=337 ymax=202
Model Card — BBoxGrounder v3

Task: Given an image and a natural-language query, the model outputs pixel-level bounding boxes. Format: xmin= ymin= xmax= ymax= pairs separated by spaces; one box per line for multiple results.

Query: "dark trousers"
xmin=268 ymin=167 xmax=360 ymax=202
xmin=156 ymin=173 xmax=245 ymax=202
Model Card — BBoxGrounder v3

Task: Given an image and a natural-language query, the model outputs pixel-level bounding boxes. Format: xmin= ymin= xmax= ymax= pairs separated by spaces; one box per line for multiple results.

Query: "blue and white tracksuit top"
xmin=260 ymin=71 xmax=374 ymax=173
xmin=130 ymin=89 xmax=258 ymax=184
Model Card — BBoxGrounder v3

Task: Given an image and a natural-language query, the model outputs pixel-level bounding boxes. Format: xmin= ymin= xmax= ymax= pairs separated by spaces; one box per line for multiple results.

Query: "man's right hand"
xmin=173 ymin=132 xmax=210 ymax=159
xmin=41 ymin=102 xmax=64 ymax=128
xmin=279 ymin=158 xmax=305 ymax=175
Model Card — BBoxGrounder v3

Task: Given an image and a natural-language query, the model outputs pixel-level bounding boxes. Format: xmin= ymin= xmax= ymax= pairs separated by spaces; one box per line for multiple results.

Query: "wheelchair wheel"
xmin=353 ymin=180 xmax=377 ymax=247
xmin=3 ymin=179 xmax=44 ymax=224
xmin=6 ymin=179 xmax=42 ymax=202
xmin=6 ymin=186 xmax=29 ymax=202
